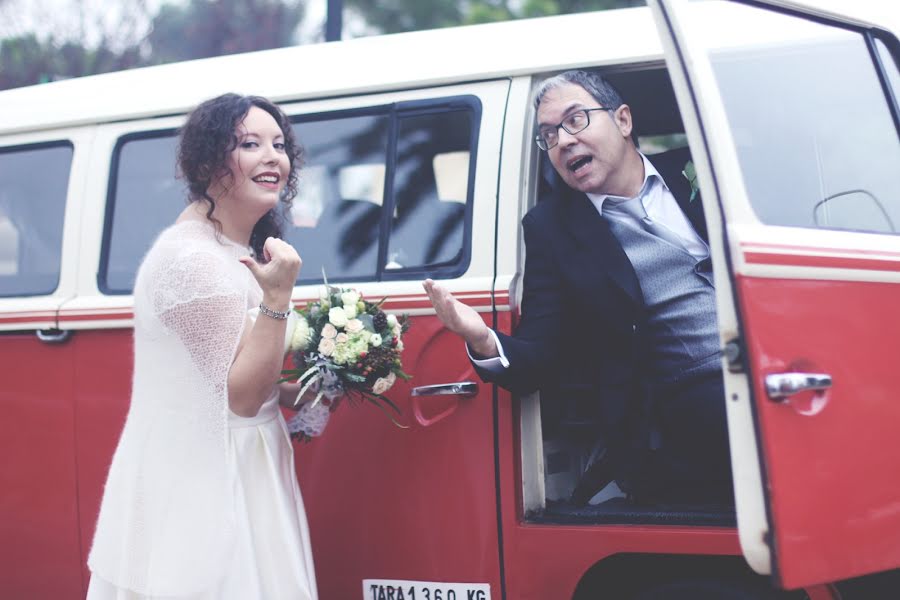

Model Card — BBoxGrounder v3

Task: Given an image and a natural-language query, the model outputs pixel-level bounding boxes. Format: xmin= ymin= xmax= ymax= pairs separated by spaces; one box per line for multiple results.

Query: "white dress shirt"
xmin=469 ymin=152 xmax=705 ymax=371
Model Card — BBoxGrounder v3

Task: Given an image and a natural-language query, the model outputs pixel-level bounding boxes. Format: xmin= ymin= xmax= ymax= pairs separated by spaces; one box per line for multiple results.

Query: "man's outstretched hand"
xmin=423 ymin=279 xmax=498 ymax=358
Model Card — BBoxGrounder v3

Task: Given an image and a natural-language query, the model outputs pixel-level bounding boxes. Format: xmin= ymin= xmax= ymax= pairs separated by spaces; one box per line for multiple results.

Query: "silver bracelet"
xmin=258 ymin=302 xmax=291 ymax=320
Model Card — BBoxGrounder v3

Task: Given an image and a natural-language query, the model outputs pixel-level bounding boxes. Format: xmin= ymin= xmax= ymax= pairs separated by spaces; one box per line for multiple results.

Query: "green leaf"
xmin=394 ymin=368 xmax=412 ymax=381
xmin=370 ymin=392 xmax=403 ymax=414
xmin=358 ymin=313 xmax=375 ymax=331
xmin=682 ymin=160 xmax=696 ymax=182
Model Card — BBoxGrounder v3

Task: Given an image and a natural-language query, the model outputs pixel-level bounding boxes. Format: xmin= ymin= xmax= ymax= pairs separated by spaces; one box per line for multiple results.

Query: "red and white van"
xmin=2 ymin=0 xmax=899 ymax=598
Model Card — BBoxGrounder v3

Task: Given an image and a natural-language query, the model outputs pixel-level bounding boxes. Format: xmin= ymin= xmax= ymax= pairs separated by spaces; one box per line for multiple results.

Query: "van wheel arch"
xmin=571 ymin=554 xmax=810 ymax=600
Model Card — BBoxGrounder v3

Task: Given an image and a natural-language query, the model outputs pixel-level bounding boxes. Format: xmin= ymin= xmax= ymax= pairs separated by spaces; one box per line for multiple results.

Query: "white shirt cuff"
xmin=466 ymin=329 xmax=509 ymax=372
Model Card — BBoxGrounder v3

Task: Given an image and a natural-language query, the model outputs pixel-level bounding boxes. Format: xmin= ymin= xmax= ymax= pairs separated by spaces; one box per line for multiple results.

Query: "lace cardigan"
xmin=88 ymin=220 xmax=258 ymax=595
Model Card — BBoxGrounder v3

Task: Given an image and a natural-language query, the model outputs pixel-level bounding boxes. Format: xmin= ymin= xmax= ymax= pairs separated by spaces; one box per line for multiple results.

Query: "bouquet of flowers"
xmin=282 ymin=283 xmax=411 ymax=442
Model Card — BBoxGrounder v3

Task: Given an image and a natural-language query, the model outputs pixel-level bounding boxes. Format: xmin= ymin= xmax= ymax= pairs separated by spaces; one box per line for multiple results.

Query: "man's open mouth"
xmin=567 ymin=156 xmax=592 ymax=172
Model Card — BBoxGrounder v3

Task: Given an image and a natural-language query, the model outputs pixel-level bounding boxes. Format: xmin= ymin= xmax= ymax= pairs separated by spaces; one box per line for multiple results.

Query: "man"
xmin=423 ymin=70 xmax=731 ymax=505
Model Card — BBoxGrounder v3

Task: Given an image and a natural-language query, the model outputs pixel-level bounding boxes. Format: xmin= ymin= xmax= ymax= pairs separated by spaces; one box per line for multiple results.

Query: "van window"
xmin=100 ymin=96 xmax=479 ymax=294
xmin=699 ymin=4 xmax=900 ymax=233
xmin=387 ymin=110 xmax=471 ymax=270
xmin=101 ymin=133 xmax=181 ymax=293
xmin=287 ymin=97 xmax=478 ymax=284
xmin=0 ymin=142 xmax=72 ymax=297
xmin=288 ymin=113 xmax=390 ymax=282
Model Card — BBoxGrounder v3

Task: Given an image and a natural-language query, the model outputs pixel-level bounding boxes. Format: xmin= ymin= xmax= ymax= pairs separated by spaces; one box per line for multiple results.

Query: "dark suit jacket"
xmin=475 ymin=147 xmax=707 ymax=455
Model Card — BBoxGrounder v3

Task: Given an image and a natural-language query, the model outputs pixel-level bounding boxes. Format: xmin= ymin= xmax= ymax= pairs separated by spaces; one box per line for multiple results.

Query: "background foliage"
xmin=0 ymin=0 xmax=638 ymax=91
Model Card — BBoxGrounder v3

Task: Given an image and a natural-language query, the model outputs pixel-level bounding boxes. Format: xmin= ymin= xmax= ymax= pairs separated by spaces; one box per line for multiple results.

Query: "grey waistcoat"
xmin=604 ymin=215 xmax=721 ymax=385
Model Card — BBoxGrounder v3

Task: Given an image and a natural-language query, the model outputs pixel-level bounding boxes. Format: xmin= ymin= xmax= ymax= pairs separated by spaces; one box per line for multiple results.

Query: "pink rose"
xmin=318 ymin=337 xmax=336 ymax=356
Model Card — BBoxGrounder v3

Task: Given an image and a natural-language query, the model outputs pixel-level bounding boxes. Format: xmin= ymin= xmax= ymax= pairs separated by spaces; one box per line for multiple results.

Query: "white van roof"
xmin=0 ymin=7 xmax=660 ymax=135
xmin=0 ymin=1 xmax=892 ymax=136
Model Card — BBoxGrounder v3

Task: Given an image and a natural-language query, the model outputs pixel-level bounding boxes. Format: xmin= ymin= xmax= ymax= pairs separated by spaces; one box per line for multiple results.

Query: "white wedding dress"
xmin=87 ymin=220 xmax=317 ymax=600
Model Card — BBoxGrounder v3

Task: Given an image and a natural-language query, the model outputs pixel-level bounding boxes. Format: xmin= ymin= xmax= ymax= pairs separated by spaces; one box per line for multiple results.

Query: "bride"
xmin=87 ymin=93 xmax=318 ymax=599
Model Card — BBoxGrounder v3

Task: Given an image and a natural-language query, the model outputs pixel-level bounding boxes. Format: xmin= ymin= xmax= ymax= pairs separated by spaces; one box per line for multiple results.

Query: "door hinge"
xmin=723 ymin=338 xmax=744 ymax=373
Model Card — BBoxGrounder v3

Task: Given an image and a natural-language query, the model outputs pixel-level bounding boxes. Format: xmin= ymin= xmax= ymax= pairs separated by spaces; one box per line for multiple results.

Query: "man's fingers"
xmin=422 ymin=279 xmax=436 ymax=301
xmin=423 ymin=279 xmax=448 ymax=306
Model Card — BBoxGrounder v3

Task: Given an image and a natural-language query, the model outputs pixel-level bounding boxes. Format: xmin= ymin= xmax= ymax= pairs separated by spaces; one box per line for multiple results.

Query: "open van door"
xmin=648 ymin=0 xmax=900 ymax=590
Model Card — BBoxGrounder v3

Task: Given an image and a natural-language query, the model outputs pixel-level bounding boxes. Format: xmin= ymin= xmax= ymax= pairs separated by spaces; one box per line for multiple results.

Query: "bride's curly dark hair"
xmin=177 ymin=93 xmax=303 ymax=259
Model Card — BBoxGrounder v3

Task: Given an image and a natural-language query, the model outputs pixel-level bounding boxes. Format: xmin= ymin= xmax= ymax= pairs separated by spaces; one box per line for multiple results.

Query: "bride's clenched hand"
xmin=239 ymin=237 xmax=301 ymax=309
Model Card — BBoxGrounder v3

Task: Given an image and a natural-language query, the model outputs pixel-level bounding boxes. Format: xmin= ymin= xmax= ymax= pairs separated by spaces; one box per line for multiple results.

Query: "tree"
xmin=0 ymin=33 xmax=143 ymax=90
xmin=0 ymin=0 xmax=305 ymax=91
xmin=343 ymin=0 xmax=643 ymax=35
xmin=146 ymin=0 xmax=305 ymax=64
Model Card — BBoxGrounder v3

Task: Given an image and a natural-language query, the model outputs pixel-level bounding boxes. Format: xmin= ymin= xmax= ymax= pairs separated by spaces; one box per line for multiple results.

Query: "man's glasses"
xmin=535 ymin=107 xmax=615 ymax=151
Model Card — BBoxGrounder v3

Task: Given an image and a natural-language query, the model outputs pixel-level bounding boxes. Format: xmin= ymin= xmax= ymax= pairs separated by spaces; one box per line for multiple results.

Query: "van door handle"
xmin=36 ymin=329 xmax=72 ymax=344
xmin=411 ymin=382 xmax=478 ymax=397
xmin=765 ymin=372 xmax=832 ymax=401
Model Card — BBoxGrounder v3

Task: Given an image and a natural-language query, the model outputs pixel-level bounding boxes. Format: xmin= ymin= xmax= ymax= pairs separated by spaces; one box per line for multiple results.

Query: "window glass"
xmin=0 ymin=143 xmax=72 ymax=297
xmin=101 ymin=98 xmax=478 ymax=293
xmin=288 ymin=114 xmax=390 ymax=283
xmin=691 ymin=2 xmax=900 ymax=233
xmin=387 ymin=110 xmax=471 ymax=269
xmin=638 ymin=133 xmax=688 ymax=155
xmin=102 ymin=134 xmax=181 ymax=293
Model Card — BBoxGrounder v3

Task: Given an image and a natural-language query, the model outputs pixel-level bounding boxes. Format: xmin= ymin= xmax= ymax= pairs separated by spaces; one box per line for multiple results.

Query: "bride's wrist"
xmin=261 ymin=294 xmax=291 ymax=313
xmin=259 ymin=300 xmax=291 ymax=320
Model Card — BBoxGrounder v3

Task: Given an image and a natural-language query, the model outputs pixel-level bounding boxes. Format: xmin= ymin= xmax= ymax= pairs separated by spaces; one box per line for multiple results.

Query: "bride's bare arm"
xmin=228 ymin=238 xmax=301 ymax=417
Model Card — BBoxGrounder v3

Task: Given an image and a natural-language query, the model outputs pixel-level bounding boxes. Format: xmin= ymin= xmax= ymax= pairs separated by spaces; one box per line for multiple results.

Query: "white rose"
xmin=343 ymin=303 xmax=358 ymax=319
xmin=370 ymin=333 xmax=382 ymax=347
xmin=340 ymin=290 xmax=360 ymax=307
xmin=387 ymin=314 xmax=398 ymax=327
xmin=321 ymin=323 xmax=338 ymax=339
xmin=335 ymin=332 xmax=349 ymax=344
xmin=328 ymin=307 xmax=348 ymax=328
xmin=385 ymin=371 xmax=396 ymax=386
xmin=372 ymin=376 xmax=394 ymax=395
xmin=289 ymin=316 xmax=310 ymax=352
xmin=393 ymin=323 xmax=402 ymax=337
xmin=345 ymin=318 xmax=364 ymax=333
xmin=397 ymin=339 xmax=404 ymax=352
xmin=318 ymin=337 xmax=336 ymax=356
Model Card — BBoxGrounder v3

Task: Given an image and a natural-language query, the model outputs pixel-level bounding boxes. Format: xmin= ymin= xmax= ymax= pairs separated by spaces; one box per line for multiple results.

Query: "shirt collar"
xmin=586 ymin=152 xmax=667 ymax=213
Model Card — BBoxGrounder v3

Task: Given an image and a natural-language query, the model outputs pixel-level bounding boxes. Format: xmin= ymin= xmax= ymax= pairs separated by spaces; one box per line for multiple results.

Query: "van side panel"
xmin=0 ymin=333 xmax=83 ymax=597
xmin=71 ymin=328 xmax=133 ymax=591
xmin=296 ymin=296 xmax=503 ymax=597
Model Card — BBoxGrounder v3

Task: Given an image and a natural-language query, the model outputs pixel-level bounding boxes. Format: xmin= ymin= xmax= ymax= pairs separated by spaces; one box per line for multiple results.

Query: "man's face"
xmin=537 ymin=83 xmax=633 ymax=195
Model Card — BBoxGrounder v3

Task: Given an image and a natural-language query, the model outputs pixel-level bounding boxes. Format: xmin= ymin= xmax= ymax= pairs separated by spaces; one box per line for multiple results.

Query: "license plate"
xmin=363 ymin=579 xmax=490 ymax=600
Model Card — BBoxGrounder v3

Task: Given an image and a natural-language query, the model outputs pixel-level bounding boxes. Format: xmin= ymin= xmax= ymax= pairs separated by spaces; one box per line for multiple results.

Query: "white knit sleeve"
xmin=151 ymin=251 xmax=246 ymax=397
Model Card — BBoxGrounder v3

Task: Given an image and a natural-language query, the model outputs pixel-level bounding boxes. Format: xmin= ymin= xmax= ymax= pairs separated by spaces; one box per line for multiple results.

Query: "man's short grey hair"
xmin=533 ymin=70 xmax=626 ymax=112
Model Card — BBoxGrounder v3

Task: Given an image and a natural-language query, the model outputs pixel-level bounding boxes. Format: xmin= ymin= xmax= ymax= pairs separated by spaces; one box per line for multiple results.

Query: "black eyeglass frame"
xmin=534 ymin=107 xmax=615 ymax=151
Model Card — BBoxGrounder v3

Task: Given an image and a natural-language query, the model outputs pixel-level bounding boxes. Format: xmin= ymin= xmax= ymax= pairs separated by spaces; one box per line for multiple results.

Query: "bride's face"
xmin=211 ymin=106 xmax=290 ymax=216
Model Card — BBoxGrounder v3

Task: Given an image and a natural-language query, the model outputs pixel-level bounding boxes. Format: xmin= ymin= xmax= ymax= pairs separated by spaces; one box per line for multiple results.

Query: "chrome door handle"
xmin=411 ymin=382 xmax=479 ymax=397
xmin=36 ymin=329 xmax=71 ymax=344
xmin=765 ymin=372 xmax=832 ymax=401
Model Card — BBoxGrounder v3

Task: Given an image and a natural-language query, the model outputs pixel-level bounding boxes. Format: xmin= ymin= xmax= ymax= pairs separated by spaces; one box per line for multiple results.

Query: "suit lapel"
xmin=560 ymin=187 xmax=643 ymax=307
xmin=649 ymin=151 xmax=709 ymax=243
xmin=551 ymin=148 xmax=708 ymax=310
